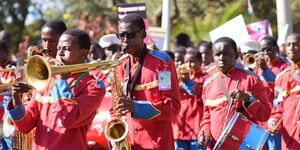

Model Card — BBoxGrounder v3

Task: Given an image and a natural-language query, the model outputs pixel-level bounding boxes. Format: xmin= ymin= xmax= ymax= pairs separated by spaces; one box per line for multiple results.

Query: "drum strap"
xmin=218 ymin=78 xmax=240 ymax=130
xmin=217 ymin=78 xmax=232 ymax=104
xmin=290 ymin=65 xmax=300 ymax=85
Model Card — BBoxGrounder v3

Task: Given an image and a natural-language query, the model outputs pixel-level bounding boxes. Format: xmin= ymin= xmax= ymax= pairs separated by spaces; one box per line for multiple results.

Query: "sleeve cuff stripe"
xmin=9 ymin=103 xmax=26 ymax=121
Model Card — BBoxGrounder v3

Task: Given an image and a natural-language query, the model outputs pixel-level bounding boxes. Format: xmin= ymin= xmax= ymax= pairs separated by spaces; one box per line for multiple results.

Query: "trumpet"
xmin=24 ymin=55 xmax=122 ymax=91
xmin=243 ymin=53 xmax=267 ymax=69
xmin=0 ymin=56 xmax=124 ymax=91
xmin=177 ymin=68 xmax=195 ymax=75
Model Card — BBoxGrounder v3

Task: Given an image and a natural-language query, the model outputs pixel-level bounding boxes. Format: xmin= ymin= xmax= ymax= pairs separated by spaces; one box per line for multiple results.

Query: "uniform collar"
xmin=292 ymin=62 xmax=300 ymax=69
xmin=270 ymin=58 xmax=280 ymax=65
xmin=221 ymin=65 xmax=238 ymax=77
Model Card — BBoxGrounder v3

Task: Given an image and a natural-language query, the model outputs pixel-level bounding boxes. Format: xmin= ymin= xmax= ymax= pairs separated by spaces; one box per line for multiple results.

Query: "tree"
xmin=0 ymin=0 xmax=31 ymax=54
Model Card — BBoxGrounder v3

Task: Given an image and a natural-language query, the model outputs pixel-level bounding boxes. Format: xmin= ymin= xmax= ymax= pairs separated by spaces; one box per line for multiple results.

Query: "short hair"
xmin=62 ymin=29 xmax=91 ymax=50
xmin=173 ymin=47 xmax=186 ymax=55
xmin=259 ymin=36 xmax=278 ymax=47
xmin=0 ymin=40 xmax=9 ymax=53
xmin=42 ymin=19 xmax=67 ymax=34
xmin=164 ymin=50 xmax=175 ymax=60
xmin=214 ymin=37 xmax=237 ymax=53
xmin=91 ymin=42 xmax=102 ymax=49
xmin=198 ymin=41 xmax=212 ymax=49
xmin=120 ymin=14 xmax=145 ymax=30
xmin=175 ymin=33 xmax=190 ymax=47
xmin=186 ymin=49 xmax=202 ymax=61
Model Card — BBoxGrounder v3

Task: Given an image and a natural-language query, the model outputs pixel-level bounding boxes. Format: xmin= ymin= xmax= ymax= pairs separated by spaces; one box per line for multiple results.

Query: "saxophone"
xmin=104 ymin=47 xmax=131 ymax=150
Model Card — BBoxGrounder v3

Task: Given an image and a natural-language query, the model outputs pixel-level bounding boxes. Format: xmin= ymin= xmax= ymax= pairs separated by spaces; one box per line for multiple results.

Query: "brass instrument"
xmin=0 ymin=46 xmax=41 ymax=150
xmin=0 ymin=46 xmax=41 ymax=73
xmin=177 ymin=68 xmax=195 ymax=75
xmin=243 ymin=53 xmax=266 ymax=69
xmin=24 ymin=55 xmax=121 ymax=91
xmin=104 ymin=51 xmax=131 ymax=150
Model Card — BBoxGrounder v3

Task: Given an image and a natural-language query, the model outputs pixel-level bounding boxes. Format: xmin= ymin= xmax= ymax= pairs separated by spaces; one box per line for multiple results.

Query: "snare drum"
xmin=213 ymin=113 xmax=269 ymax=150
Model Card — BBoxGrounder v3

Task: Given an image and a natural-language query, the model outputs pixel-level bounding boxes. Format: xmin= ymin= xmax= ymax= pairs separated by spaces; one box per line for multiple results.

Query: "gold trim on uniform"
xmin=204 ymin=96 xmax=227 ymax=106
xmin=134 ymin=80 xmax=158 ymax=91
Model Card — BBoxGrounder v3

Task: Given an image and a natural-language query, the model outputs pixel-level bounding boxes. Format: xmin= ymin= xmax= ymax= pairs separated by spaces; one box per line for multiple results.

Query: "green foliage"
xmin=0 ymin=0 xmax=31 ymax=53
xmin=0 ymin=0 xmax=299 ymax=55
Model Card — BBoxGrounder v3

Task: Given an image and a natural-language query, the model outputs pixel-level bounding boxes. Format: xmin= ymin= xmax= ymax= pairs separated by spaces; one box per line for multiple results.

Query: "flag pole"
xmin=162 ymin=0 xmax=171 ymax=51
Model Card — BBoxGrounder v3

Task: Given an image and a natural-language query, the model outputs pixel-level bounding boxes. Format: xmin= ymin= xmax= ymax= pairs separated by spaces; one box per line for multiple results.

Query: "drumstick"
xmin=274 ymin=118 xmax=283 ymax=130
xmin=270 ymin=118 xmax=283 ymax=135
xmin=223 ymin=80 xmax=240 ymax=130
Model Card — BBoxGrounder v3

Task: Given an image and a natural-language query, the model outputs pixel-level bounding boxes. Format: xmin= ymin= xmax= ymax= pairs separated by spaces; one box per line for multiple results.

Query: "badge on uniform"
xmin=158 ymin=71 xmax=171 ymax=90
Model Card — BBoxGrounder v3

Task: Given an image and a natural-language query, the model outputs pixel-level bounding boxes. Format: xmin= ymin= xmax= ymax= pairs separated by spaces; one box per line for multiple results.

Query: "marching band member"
xmin=0 ymin=40 xmax=17 ymax=85
xmin=7 ymin=29 xmax=106 ymax=150
xmin=87 ymin=42 xmax=105 ymax=62
xmin=92 ymin=34 xmax=122 ymax=86
xmin=99 ymin=34 xmax=121 ymax=61
xmin=0 ymin=36 xmax=17 ymax=150
xmin=173 ymin=49 xmax=207 ymax=150
xmin=256 ymin=36 xmax=289 ymax=78
xmin=198 ymin=41 xmax=213 ymax=73
xmin=197 ymin=37 xmax=272 ymax=149
xmin=41 ymin=19 xmax=67 ymax=58
xmin=269 ymin=33 xmax=300 ymax=150
xmin=174 ymin=48 xmax=186 ymax=67
xmin=113 ymin=13 xmax=181 ymax=150
xmin=256 ymin=37 xmax=289 ymax=150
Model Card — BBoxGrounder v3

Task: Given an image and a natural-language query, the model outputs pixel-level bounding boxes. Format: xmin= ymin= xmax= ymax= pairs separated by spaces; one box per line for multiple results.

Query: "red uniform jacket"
xmin=200 ymin=66 xmax=272 ymax=147
xmin=0 ymin=59 xmax=17 ymax=84
xmin=254 ymin=58 xmax=289 ymax=128
xmin=270 ymin=63 xmax=300 ymax=150
xmin=118 ymin=49 xmax=181 ymax=150
xmin=0 ymin=59 xmax=17 ymax=124
xmin=7 ymin=73 xmax=106 ymax=150
xmin=254 ymin=58 xmax=289 ymax=97
xmin=172 ymin=70 xmax=206 ymax=140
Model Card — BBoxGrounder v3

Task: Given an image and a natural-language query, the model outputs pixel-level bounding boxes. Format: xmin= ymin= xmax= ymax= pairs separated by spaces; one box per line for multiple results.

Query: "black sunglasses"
xmin=116 ymin=29 xmax=143 ymax=40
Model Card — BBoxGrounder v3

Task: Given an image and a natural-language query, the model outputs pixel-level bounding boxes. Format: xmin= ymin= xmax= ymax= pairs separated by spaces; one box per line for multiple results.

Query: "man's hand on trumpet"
xmin=177 ymin=64 xmax=190 ymax=83
xmin=256 ymin=52 xmax=269 ymax=71
xmin=53 ymin=58 xmax=71 ymax=80
xmin=113 ymin=96 xmax=134 ymax=116
xmin=12 ymin=83 xmax=32 ymax=107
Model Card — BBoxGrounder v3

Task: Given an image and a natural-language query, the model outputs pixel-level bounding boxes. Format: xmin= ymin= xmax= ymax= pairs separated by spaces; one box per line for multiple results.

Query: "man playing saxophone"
xmin=111 ymin=13 xmax=181 ymax=150
xmin=6 ymin=29 xmax=106 ymax=150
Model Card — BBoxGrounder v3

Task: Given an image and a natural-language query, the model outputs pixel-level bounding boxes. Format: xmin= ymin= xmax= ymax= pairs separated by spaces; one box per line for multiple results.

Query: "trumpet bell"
xmin=24 ymin=55 xmax=122 ymax=91
xmin=24 ymin=55 xmax=51 ymax=91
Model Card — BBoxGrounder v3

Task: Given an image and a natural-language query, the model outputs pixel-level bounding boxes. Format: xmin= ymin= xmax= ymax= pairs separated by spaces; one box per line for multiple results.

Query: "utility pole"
xmin=276 ymin=0 xmax=293 ymax=42
xmin=162 ymin=0 xmax=171 ymax=51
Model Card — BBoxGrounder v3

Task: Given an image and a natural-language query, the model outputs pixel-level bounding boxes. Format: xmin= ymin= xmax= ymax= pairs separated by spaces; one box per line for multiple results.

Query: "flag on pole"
xmin=247 ymin=20 xmax=272 ymax=41
xmin=247 ymin=0 xmax=254 ymax=16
